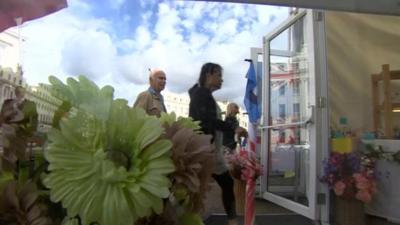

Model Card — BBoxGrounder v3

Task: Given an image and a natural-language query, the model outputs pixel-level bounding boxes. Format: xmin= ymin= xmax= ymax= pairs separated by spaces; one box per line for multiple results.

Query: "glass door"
xmin=259 ymin=9 xmax=327 ymax=220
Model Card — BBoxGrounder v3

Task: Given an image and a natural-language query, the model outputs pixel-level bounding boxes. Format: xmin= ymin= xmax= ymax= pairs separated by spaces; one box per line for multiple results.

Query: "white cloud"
xmin=20 ymin=1 xmax=289 ymax=106
xmin=21 ymin=3 xmax=111 ymax=82
xmin=181 ymin=19 xmax=195 ymax=30
xmin=139 ymin=0 xmax=158 ymax=8
xmin=154 ymin=3 xmax=183 ymax=43
xmin=188 ymin=32 xmax=209 ymax=51
xmin=109 ymin=0 xmax=126 ymax=9
xmin=123 ymin=15 xmax=131 ymax=22
xmin=215 ymin=18 xmax=239 ymax=39
xmin=67 ymin=0 xmax=91 ymax=14
xmin=133 ymin=25 xmax=151 ymax=49
xmin=181 ymin=2 xmax=207 ymax=21
xmin=61 ymin=29 xmax=116 ymax=79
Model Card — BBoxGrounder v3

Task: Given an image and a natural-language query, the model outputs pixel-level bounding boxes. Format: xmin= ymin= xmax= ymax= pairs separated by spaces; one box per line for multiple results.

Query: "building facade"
xmin=28 ymin=83 xmax=62 ymax=133
xmin=0 ymin=28 xmax=20 ymax=72
xmin=0 ymin=28 xmax=61 ymax=134
xmin=0 ymin=28 xmax=26 ymax=105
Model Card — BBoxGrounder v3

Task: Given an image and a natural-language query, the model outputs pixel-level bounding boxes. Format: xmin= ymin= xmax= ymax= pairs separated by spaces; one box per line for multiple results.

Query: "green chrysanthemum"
xmin=43 ymin=77 xmax=175 ymax=225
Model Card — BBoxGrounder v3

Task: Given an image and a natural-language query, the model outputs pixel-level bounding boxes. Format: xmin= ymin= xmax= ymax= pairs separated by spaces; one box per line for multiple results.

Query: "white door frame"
xmin=259 ymin=9 xmax=329 ymax=221
xmin=312 ymin=10 xmax=330 ymax=225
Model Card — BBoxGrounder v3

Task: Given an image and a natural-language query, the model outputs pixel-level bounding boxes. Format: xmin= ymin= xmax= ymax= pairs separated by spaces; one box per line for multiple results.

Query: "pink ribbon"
xmin=239 ymin=150 xmax=261 ymax=225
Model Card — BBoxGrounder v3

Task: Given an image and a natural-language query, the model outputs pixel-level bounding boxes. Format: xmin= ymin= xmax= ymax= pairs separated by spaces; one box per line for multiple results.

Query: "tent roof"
xmin=192 ymin=0 xmax=400 ymax=16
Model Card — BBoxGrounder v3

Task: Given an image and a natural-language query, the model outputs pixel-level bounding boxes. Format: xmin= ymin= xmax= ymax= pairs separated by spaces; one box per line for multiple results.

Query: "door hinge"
xmin=317 ymin=193 xmax=326 ymax=205
xmin=317 ymin=96 xmax=326 ymax=108
xmin=314 ymin=11 xmax=323 ymax=22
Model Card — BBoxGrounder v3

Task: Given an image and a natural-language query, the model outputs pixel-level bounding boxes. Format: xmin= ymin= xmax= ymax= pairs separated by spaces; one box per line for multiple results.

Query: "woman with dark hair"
xmin=188 ymin=62 xmax=243 ymax=225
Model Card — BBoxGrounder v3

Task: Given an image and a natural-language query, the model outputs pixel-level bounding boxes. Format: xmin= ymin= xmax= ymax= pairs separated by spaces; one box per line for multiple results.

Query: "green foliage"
xmin=363 ymin=144 xmax=400 ymax=165
xmin=48 ymin=75 xmax=114 ymax=121
xmin=159 ymin=112 xmax=201 ymax=133
xmin=61 ymin=217 xmax=80 ymax=225
xmin=0 ymin=172 xmax=14 ymax=193
xmin=179 ymin=212 xmax=204 ymax=225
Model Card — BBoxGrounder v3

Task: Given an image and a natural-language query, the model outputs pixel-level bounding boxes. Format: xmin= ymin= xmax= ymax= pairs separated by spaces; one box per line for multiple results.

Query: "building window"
xmin=279 ymin=104 xmax=286 ymax=119
xmin=293 ymin=103 xmax=300 ymax=118
xmin=293 ymin=81 xmax=300 ymax=95
xmin=279 ymin=131 xmax=286 ymax=143
xmin=279 ymin=84 xmax=286 ymax=96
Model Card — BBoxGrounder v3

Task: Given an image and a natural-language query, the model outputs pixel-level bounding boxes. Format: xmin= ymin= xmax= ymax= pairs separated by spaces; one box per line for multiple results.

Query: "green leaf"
xmin=0 ymin=171 xmax=14 ymax=193
xmin=48 ymin=75 xmax=114 ymax=121
xmin=61 ymin=217 xmax=80 ymax=225
xmin=180 ymin=212 xmax=204 ymax=225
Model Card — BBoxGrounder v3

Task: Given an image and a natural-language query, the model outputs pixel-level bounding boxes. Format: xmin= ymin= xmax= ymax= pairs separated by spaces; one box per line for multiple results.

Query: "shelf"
xmin=379 ymin=102 xmax=400 ymax=111
xmin=371 ymin=70 xmax=400 ymax=81
xmin=371 ymin=64 xmax=398 ymax=138
xmin=393 ymin=103 xmax=400 ymax=112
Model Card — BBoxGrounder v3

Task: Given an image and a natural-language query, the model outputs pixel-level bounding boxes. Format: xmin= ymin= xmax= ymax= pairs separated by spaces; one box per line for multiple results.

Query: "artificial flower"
xmin=0 ymin=181 xmax=53 ymax=225
xmin=227 ymin=150 xmax=262 ymax=181
xmin=333 ymin=181 xmax=346 ymax=196
xmin=43 ymin=77 xmax=175 ymax=225
xmin=321 ymin=152 xmax=377 ymax=203
xmin=355 ymin=189 xmax=372 ymax=203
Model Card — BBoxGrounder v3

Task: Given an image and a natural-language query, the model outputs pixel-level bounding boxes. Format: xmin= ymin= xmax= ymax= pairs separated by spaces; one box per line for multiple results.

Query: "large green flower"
xmin=43 ymin=77 xmax=175 ymax=225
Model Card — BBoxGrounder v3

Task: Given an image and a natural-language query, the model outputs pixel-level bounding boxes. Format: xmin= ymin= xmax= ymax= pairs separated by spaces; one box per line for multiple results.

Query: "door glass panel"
xmin=267 ymin=15 xmax=311 ymax=206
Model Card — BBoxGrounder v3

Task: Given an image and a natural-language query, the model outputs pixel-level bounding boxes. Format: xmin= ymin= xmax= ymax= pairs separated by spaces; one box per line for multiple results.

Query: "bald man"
xmin=133 ymin=69 xmax=167 ymax=117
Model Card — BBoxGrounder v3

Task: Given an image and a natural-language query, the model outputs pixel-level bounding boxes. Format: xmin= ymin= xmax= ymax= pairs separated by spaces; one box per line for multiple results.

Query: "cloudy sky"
xmin=20 ymin=0 xmax=289 ymax=105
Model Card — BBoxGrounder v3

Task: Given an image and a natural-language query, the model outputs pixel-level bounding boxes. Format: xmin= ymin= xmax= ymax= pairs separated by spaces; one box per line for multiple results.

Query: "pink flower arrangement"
xmin=321 ymin=152 xmax=377 ymax=203
xmin=227 ymin=150 xmax=262 ymax=181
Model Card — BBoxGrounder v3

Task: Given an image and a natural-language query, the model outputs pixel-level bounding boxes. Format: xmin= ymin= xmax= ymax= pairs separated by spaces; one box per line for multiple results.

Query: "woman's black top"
xmin=223 ymin=116 xmax=239 ymax=150
xmin=188 ymin=84 xmax=231 ymax=141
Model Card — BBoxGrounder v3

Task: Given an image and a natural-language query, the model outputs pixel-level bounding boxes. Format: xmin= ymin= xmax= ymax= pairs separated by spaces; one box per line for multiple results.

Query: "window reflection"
xmin=267 ymin=15 xmax=310 ymax=206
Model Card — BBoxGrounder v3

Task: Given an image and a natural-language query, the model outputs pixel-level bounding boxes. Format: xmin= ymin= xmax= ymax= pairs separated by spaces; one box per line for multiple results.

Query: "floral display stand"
xmin=321 ymin=151 xmax=377 ymax=225
xmin=234 ymin=179 xmax=246 ymax=215
xmin=228 ymin=149 xmax=262 ymax=222
xmin=334 ymin=197 xmax=365 ymax=225
xmin=363 ymin=140 xmax=400 ymax=223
